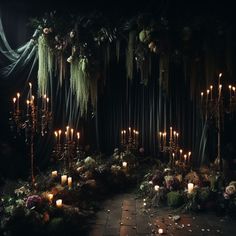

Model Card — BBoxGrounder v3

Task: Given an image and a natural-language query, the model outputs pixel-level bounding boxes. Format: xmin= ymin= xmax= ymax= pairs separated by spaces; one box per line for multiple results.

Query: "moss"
xmin=167 ymin=191 xmax=183 ymax=208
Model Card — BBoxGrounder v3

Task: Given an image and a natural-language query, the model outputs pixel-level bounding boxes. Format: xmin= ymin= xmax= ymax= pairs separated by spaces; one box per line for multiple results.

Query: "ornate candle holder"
xmin=53 ymin=127 xmax=83 ymax=172
xmin=120 ymin=127 xmax=139 ymax=151
xmin=9 ymin=83 xmax=52 ymax=185
xmin=200 ymin=73 xmax=236 ymax=172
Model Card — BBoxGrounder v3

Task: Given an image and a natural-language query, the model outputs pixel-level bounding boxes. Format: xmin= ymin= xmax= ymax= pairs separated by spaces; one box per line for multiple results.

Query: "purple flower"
xmin=26 ymin=195 xmax=42 ymax=209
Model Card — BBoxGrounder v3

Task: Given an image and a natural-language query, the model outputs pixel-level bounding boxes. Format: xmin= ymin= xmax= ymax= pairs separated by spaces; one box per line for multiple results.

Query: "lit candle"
xmin=184 ymin=154 xmax=187 ymax=164
xmin=122 ymin=161 xmax=127 ymax=168
xmin=136 ymin=131 xmax=139 ymax=145
xmin=121 ymin=130 xmax=124 ymax=144
xmin=26 ymin=100 xmax=30 ymax=115
xmin=47 ymin=193 xmax=53 ymax=203
xmin=188 ymin=183 xmax=194 ymax=194
xmin=201 ymin=92 xmax=204 ymax=103
xmin=54 ymin=131 xmax=58 ymax=144
xmin=123 ymin=130 xmax=126 ymax=143
xmin=210 ymin=85 xmax=213 ymax=100
xmin=61 ymin=175 xmax=67 ymax=185
xmin=176 ymin=133 xmax=179 ymax=147
xmin=170 ymin=126 xmax=173 ymax=143
xmin=128 ymin=127 xmax=131 ymax=137
xmin=229 ymin=85 xmax=232 ymax=101
xmin=179 ymin=149 xmax=183 ymax=160
xmin=16 ymin=92 xmax=20 ymax=112
xmin=58 ymin=130 xmax=62 ymax=144
xmin=188 ymin=151 xmax=191 ymax=165
xmin=46 ymin=97 xmax=49 ymax=112
xmin=52 ymin=170 xmax=58 ymax=177
xmin=71 ymin=128 xmax=74 ymax=141
xmin=158 ymin=228 xmax=164 ymax=234
xmin=66 ymin=126 xmax=69 ymax=141
xmin=172 ymin=153 xmax=175 ymax=164
xmin=154 ymin=185 xmax=160 ymax=191
xmin=31 ymin=95 xmax=35 ymax=106
xmin=206 ymin=89 xmax=210 ymax=102
xmin=56 ymin=199 xmax=62 ymax=208
xmin=13 ymin=97 xmax=16 ymax=113
xmin=233 ymin=86 xmax=235 ymax=97
xmin=43 ymin=94 xmax=47 ymax=110
xmin=68 ymin=177 xmax=72 ymax=189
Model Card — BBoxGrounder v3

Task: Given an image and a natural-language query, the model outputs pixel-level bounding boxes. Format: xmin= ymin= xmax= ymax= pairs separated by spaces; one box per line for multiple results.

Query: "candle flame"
xmin=13 ymin=97 xmax=16 ymax=103
xmin=58 ymin=130 xmax=62 ymax=135
xmin=43 ymin=94 xmax=47 ymax=99
xmin=180 ymin=149 xmax=183 ymax=154
xmin=229 ymin=85 xmax=232 ymax=89
xmin=77 ymin=132 xmax=80 ymax=139
xmin=233 ymin=87 xmax=236 ymax=91
xmin=26 ymin=100 xmax=30 ymax=105
xmin=29 ymin=82 xmax=32 ymax=88
xmin=201 ymin=92 xmax=204 ymax=96
xmin=54 ymin=131 xmax=58 ymax=137
xmin=207 ymin=89 xmax=210 ymax=94
xmin=210 ymin=85 xmax=213 ymax=89
xmin=219 ymin=73 xmax=222 ymax=78
xmin=66 ymin=126 xmax=69 ymax=131
xmin=46 ymin=98 xmax=49 ymax=102
xmin=172 ymin=153 xmax=175 ymax=157
xmin=188 ymin=151 xmax=191 ymax=156
xmin=17 ymin=93 xmax=20 ymax=98
xmin=219 ymin=84 xmax=222 ymax=89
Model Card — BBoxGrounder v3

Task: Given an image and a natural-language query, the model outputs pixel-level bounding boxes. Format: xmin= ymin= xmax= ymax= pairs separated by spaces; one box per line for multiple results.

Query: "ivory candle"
xmin=71 ymin=128 xmax=74 ymax=141
xmin=154 ymin=185 xmax=160 ymax=191
xmin=122 ymin=161 xmax=127 ymax=168
xmin=210 ymin=85 xmax=213 ymax=100
xmin=58 ymin=130 xmax=61 ymax=144
xmin=68 ymin=177 xmax=72 ymax=189
xmin=47 ymin=193 xmax=53 ymax=202
xmin=61 ymin=175 xmax=67 ymax=185
xmin=188 ymin=183 xmax=194 ymax=194
xmin=13 ymin=97 xmax=16 ymax=113
xmin=16 ymin=92 xmax=20 ymax=112
xmin=56 ymin=199 xmax=62 ymax=208
xmin=52 ymin=170 xmax=58 ymax=177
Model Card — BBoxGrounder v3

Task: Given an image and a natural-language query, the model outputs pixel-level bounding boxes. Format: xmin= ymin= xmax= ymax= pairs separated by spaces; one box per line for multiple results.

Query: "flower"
xmin=26 ymin=195 xmax=42 ymax=209
xmin=225 ymin=185 xmax=236 ymax=196
xmin=223 ymin=192 xmax=230 ymax=199
xmin=43 ymin=28 xmax=50 ymax=34
xmin=70 ymin=31 xmax=75 ymax=38
xmin=67 ymin=56 xmax=73 ymax=63
xmin=139 ymin=147 xmax=145 ymax=153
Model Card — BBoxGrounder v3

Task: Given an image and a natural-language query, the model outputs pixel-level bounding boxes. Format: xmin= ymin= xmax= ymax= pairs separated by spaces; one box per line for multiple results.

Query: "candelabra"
xmin=53 ymin=127 xmax=82 ymax=172
xmin=9 ymin=83 xmax=53 ymax=185
xmin=120 ymin=127 xmax=139 ymax=150
xmin=159 ymin=127 xmax=180 ymax=167
xmin=200 ymin=73 xmax=236 ymax=173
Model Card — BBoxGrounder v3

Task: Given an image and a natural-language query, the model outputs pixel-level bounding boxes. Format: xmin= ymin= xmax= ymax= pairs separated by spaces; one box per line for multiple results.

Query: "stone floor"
xmin=86 ymin=192 xmax=236 ymax=236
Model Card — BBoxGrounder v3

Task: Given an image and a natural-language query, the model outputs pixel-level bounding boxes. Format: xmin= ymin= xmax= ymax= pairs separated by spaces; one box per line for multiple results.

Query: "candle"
xmin=52 ymin=170 xmax=58 ymax=177
xmin=154 ymin=185 xmax=160 ymax=191
xmin=158 ymin=228 xmax=164 ymax=234
xmin=188 ymin=151 xmax=191 ymax=164
xmin=13 ymin=97 xmax=16 ymax=113
xmin=188 ymin=183 xmax=194 ymax=194
xmin=26 ymin=100 xmax=30 ymax=115
xmin=184 ymin=154 xmax=187 ymax=164
xmin=229 ymin=85 xmax=232 ymax=101
xmin=219 ymin=84 xmax=222 ymax=98
xmin=123 ymin=130 xmax=126 ymax=144
xmin=210 ymin=85 xmax=213 ymax=100
xmin=58 ymin=130 xmax=62 ymax=144
xmin=16 ymin=92 xmax=20 ymax=112
xmin=176 ymin=133 xmax=179 ymax=147
xmin=43 ymin=94 xmax=47 ymax=110
xmin=66 ymin=126 xmax=69 ymax=141
xmin=68 ymin=177 xmax=72 ymax=189
xmin=201 ymin=92 xmax=204 ymax=102
xmin=170 ymin=127 xmax=173 ymax=142
xmin=31 ymin=95 xmax=35 ymax=106
xmin=136 ymin=131 xmax=139 ymax=145
xmin=47 ymin=193 xmax=53 ymax=203
xmin=233 ymin=86 xmax=235 ymax=97
xmin=172 ymin=153 xmax=175 ymax=164
xmin=206 ymin=89 xmax=210 ymax=102
xmin=29 ymin=82 xmax=32 ymax=99
xmin=179 ymin=149 xmax=183 ymax=160
xmin=122 ymin=161 xmax=127 ymax=168
xmin=121 ymin=130 xmax=124 ymax=144
xmin=46 ymin=97 xmax=49 ymax=112
xmin=71 ymin=128 xmax=74 ymax=141
xmin=56 ymin=199 xmax=62 ymax=208
xmin=54 ymin=131 xmax=58 ymax=144
xmin=128 ymin=127 xmax=131 ymax=137
xmin=61 ymin=175 xmax=67 ymax=185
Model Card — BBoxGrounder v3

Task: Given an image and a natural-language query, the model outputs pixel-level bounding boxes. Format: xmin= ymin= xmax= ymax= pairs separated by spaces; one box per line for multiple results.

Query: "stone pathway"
xmin=87 ymin=192 xmax=236 ymax=236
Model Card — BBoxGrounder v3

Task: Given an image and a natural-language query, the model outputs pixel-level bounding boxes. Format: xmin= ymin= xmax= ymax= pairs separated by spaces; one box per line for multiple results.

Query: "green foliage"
xmin=167 ymin=191 xmax=184 ymax=208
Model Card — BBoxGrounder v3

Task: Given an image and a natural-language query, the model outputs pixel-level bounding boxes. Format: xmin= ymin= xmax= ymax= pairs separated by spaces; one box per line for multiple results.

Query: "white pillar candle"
xmin=122 ymin=162 xmax=127 ymax=168
xmin=188 ymin=183 xmax=194 ymax=194
xmin=56 ymin=199 xmax=62 ymax=208
xmin=61 ymin=175 xmax=67 ymax=185
xmin=16 ymin=92 xmax=20 ymax=112
xmin=68 ymin=177 xmax=72 ymax=188
xmin=154 ymin=185 xmax=160 ymax=191
xmin=52 ymin=170 xmax=58 ymax=177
